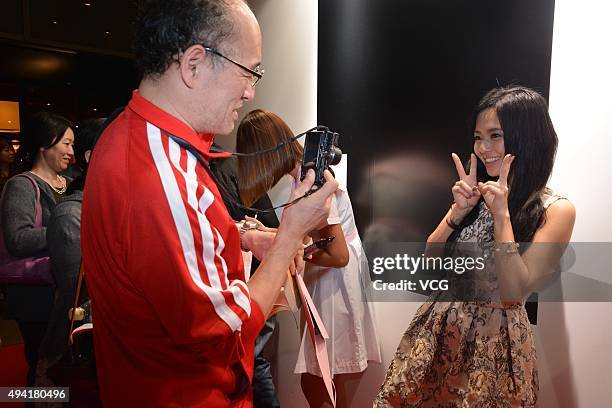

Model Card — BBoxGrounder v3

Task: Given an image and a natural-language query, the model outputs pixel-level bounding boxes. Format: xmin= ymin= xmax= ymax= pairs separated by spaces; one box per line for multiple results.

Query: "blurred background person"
xmin=0 ymin=111 xmax=74 ymax=386
xmin=237 ymin=109 xmax=381 ymax=408
xmin=0 ymin=135 xmax=20 ymax=322
xmin=0 ymin=134 xmax=20 ymax=192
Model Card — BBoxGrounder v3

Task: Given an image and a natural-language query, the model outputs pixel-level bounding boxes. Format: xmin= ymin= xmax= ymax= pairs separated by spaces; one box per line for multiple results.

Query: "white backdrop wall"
xmin=243 ymin=1 xmax=612 ymax=406
xmin=239 ymin=0 xmax=318 ymax=405
xmin=542 ymin=1 xmax=612 ymax=407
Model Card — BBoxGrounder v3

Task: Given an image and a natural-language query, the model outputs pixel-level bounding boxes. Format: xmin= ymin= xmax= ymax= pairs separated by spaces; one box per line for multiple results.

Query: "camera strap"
xmin=92 ymin=105 xmax=323 ymax=216
xmin=164 ymin=131 xmax=313 ymax=216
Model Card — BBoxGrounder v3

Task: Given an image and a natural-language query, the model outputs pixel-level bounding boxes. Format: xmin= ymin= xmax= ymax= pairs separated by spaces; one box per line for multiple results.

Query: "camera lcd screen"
xmin=300 ymin=133 xmax=320 ymax=180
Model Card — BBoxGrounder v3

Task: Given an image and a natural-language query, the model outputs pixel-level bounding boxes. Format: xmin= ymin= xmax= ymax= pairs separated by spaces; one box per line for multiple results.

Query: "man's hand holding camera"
xmin=282 ymin=169 xmax=338 ymax=238
xmin=247 ymin=168 xmax=338 ymax=315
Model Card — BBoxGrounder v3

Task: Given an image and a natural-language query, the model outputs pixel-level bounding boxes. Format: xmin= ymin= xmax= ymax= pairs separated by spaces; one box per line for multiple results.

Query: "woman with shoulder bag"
xmin=0 ymin=111 xmax=74 ymax=386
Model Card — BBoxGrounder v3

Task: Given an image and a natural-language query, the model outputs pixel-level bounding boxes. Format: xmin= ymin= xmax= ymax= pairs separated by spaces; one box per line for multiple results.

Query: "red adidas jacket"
xmin=81 ymin=91 xmax=265 ymax=407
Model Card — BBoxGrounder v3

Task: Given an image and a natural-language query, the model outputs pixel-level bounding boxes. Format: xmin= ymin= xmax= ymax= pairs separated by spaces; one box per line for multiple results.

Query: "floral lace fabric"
xmin=374 ymin=202 xmax=538 ymax=407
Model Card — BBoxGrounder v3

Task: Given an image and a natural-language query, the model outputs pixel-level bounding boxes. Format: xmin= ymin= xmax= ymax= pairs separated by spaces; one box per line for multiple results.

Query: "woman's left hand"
xmin=478 ymin=154 xmax=514 ymax=218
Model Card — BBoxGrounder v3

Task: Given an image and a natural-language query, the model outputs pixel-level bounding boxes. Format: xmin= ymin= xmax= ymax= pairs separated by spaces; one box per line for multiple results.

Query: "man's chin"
xmin=218 ymin=127 xmax=234 ymax=136
xmin=221 ymin=121 xmax=236 ymax=135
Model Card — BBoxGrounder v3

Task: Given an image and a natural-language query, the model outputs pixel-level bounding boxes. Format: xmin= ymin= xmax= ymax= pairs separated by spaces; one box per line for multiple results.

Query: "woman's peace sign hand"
xmin=478 ymin=154 xmax=515 ymax=218
xmin=450 ymin=153 xmax=481 ymax=220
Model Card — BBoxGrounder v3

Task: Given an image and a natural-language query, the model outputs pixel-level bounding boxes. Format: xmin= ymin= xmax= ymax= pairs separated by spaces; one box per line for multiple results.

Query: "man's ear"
xmin=84 ymin=150 xmax=92 ymax=164
xmin=178 ymin=45 xmax=207 ymax=89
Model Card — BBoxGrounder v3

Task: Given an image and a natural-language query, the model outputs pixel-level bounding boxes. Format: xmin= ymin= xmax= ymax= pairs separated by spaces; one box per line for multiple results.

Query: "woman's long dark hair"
xmin=453 ymin=86 xmax=558 ymax=243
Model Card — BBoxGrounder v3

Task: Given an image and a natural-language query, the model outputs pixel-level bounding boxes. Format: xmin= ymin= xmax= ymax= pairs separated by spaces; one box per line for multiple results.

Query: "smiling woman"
xmin=0 ymin=111 xmax=74 ymax=386
xmin=20 ymin=112 xmax=74 ymax=199
xmin=374 ymin=86 xmax=575 ymax=407
xmin=473 ymin=108 xmax=506 ymax=177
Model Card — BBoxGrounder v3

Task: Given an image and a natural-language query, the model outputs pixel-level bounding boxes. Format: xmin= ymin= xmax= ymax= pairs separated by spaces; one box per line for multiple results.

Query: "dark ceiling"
xmin=0 ymin=0 xmax=139 ymax=123
xmin=0 ymin=0 xmax=137 ymax=56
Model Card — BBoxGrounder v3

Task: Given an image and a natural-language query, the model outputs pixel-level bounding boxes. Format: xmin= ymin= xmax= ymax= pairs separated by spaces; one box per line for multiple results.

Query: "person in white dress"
xmin=236 ymin=109 xmax=381 ymax=407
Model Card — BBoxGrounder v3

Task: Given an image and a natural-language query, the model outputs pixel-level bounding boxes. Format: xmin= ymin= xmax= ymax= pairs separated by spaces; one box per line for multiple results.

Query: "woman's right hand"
xmin=450 ymin=153 xmax=480 ymax=222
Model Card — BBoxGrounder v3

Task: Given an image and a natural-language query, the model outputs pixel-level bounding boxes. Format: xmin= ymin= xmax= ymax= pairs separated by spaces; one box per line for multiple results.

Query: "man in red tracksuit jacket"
xmin=81 ymin=1 xmax=337 ymax=406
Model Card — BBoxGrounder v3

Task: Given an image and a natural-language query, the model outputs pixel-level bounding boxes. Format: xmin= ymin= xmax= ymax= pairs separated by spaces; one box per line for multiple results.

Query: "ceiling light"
xmin=46 ymin=103 xmax=51 ymax=106
xmin=0 ymin=101 xmax=20 ymax=132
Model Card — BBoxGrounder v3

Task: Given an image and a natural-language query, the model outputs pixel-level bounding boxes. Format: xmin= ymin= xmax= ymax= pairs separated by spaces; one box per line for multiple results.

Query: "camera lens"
xmin=329 ymin=146 xmax=342 ymax=165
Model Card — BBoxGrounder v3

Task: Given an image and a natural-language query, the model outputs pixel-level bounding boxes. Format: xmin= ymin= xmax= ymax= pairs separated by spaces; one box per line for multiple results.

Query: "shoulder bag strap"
xmin=68 ymin=262 xmax=85 ymax=345
xmin=15 ymin=174 xmax=43 ymax=227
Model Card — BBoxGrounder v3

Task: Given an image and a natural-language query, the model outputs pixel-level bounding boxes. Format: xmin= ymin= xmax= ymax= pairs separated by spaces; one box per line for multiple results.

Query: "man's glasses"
xmin=204 ymin=47 xmax=264 ymax=86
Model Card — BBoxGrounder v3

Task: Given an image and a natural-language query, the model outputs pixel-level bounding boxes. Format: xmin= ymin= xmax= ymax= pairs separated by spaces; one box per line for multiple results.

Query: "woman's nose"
xmin=479 ymin=140 xmax=492 ymax=151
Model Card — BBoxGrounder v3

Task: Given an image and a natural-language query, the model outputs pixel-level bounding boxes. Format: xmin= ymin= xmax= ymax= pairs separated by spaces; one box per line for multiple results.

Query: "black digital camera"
xmin=300 ymin=130 xmax=342 ymax=187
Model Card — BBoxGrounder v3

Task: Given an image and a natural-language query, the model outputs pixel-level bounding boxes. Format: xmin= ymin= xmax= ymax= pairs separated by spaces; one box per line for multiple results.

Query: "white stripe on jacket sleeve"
xmin=146 ymin=123 xmax=250 ymax=331
xmin=214 ymin=227 xmax=251 ymax=315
